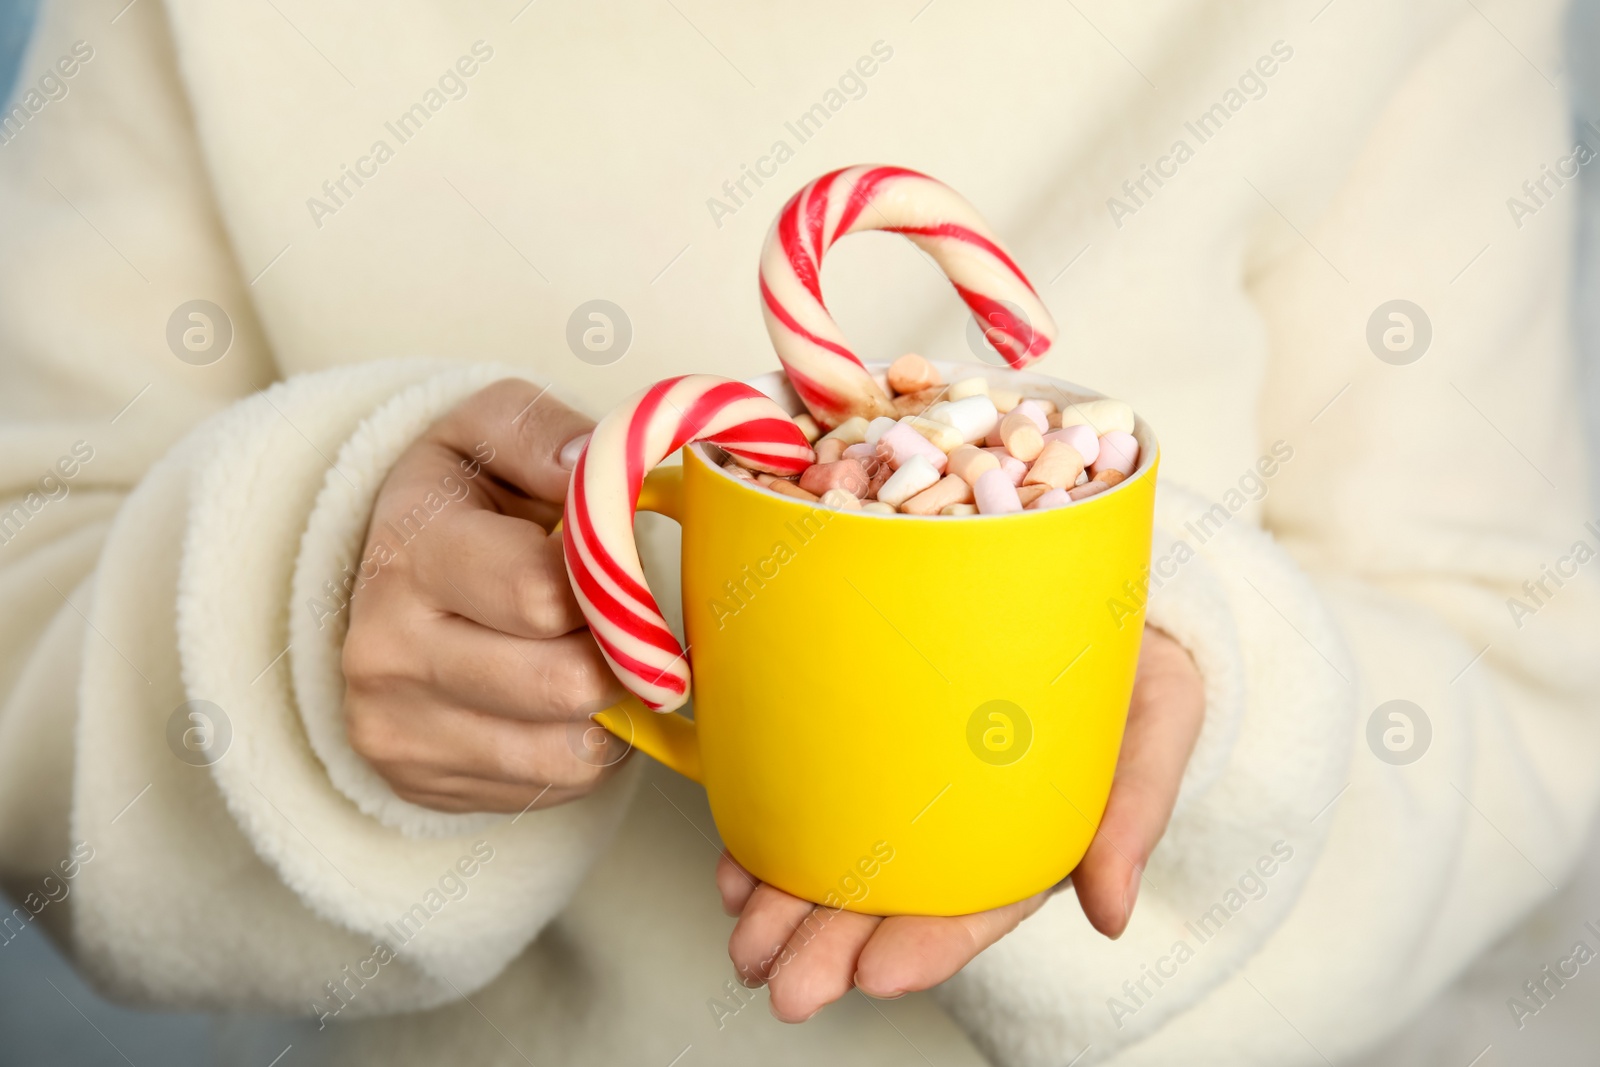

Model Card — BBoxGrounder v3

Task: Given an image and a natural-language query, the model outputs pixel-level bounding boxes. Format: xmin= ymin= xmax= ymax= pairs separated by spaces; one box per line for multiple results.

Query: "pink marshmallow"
xmin=1027 ymin=487 xmax=1073 ymax=510
xmin=1090 ymin=431 xmax=1139 ymax=478
xmin=876 ymin=423 xmax=949 ymax=473
xmin=981 ymin=447 xmax=1028 ymax=485
xmin=1044 ymin=424 xmax=1099 ymax=465
xmin=841 ymin=441 xmax=877 ymax=463
xmin=798 ymin=459 xmax=870 ymax=498
xmin=1013 ymin=399 xmax=1049 ymax=433
xmin=974 ymin=468 xmax=1023 ymax=514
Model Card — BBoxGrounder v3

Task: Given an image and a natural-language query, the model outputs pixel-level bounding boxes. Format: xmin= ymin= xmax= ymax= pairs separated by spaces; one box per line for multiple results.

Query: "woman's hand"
xmin=718 ymin=627 xmax=1206 ymax=1021
xmin=342 ymin=379 xmax=627 ymax=814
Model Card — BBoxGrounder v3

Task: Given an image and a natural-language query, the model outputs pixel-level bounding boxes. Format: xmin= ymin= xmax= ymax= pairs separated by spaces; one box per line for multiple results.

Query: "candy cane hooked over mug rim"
xmin=759 ymin=164 xmax=1058 ymax=429
xmin=563 ymin=374 xmax=813 ymax=711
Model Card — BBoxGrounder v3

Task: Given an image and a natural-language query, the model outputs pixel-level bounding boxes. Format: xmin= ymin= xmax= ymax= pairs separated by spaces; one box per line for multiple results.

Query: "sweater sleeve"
xmin=935 ymin=4 xmax=1600 ymax=1065
xmin=0 ymin=0 xmax=636 ymax=1016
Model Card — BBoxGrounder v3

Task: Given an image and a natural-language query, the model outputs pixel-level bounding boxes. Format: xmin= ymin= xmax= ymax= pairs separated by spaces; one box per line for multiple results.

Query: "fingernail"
xmin=1122 ymin=868 xmax=1143 ymax=931
xmin=853 ymin=972 xmax=906 ymax=1000
xmin=558 ymin=433 xmax=590 ymax=471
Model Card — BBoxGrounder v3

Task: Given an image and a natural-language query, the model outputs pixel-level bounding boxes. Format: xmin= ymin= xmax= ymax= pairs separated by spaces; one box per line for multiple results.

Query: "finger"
xmin=717 ymin=852 xmax=761 ymax=916
xmin=854 ymin=890 xmax=1050 ymax=999
xmin=407 ymin=616 xmax=623 ymax=721
xmin=342 ymin=604 xmax=622 ymax=723
xmin=407 ymin=507 xmax=584 ymax=640
xmin=428 ymin=378 xmax=594 ymax=505
xmin=394 ymin=777 xmax=595 ymax=815
xmin=728 ymin=885 xmax=822 ymax=988
xmin=766 ymin=908 xmax=882 ymax=1023
xmin=1073 ymin=630 xmax=1206 ymax=938
xmin=348 ymin=701 xmax=630 ymax=793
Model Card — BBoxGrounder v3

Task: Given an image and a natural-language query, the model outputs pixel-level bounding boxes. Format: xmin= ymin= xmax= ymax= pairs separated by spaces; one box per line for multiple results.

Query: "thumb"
xmin=428 ymin=379 xmax=595 ymax=504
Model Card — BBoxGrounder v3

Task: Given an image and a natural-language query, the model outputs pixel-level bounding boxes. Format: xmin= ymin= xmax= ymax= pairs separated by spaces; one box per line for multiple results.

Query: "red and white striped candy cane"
xmin=759 ymin=165 xmax=1058 ymax=428
xmin=563 ymin=375 xmax=813 ymax=711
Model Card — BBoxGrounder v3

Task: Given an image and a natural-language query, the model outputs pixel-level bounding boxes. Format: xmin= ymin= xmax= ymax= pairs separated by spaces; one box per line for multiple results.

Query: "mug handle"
xmin=590 ymin=465 xmax=703 ymax=783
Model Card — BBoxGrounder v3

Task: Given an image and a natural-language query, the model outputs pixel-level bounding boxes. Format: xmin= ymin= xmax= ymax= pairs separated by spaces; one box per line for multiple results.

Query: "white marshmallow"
xmin=864 ymin=416 xmax=899 ymax=445
xmin=877 ymin=454 xmax=941 ymax=507
xmin=947 ymin=377 xmax=990 ymax=400
xmin=1056 ymin=398 xmax=1135 ymax=435
xmin=929 ymin=394 xmax=1000 ymax=444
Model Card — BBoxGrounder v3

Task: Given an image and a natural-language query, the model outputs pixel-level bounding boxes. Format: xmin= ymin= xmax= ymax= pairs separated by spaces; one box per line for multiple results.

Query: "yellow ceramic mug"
xmin=593 ymin=363 xmax=1158 ymax=916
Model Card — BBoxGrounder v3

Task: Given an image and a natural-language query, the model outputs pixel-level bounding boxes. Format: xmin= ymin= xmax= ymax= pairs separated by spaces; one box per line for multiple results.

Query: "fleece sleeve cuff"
xmin=71 ymin=359 xmax=638 ymax=1012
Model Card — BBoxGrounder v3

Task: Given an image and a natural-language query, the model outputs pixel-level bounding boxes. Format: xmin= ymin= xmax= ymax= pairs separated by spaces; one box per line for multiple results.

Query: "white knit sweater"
xmin=0 ymin=1 xmax=1594 ymax=1064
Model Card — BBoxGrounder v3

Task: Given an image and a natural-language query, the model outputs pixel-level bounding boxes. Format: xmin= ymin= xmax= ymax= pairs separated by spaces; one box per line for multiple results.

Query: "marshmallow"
xmin=887 ymin=353 xmax=941 ymax=395
xmin=929 ymin=394 xmax=1001 ymax=444
xmin=948 ymin=444 xmax=1000 ymax=486
xmin=1044 ymin=424 xmax=1099 ymax=465
xmin=792 ymin=413 xmax=822 ymax=443
xmin=999 ymin=410 xmax=1044 ymax=461
xmin=1012 ymin=399 xmax=1049 ymax=433
xmin=1027 ymin=487 xmax=1073 ymax=510
xmin=1022 ymin=441 xmax=1086 ymax=489
xmin=973 ymin=468 xmax=1023 ymax=514
xmin=758 ymin=474 xmax=820 ymax=502
xmin=815 ymin=437 xmax=847 ymax=464
xmin=901 ymin=415 xmax=966 ymax=453
xmin=1016 ymin=484 xmax=1051 ymax=507
xmin=819 ymin=415 xmax=871 ymax=446
xmin=799 ymin=459 xmax=870 ymax=497
xmin=1090 ymin=430 xmax=1140 ymax=477
xmin=940 ymin=503 xmax=979 ymax=516
xmin=820 ymin=488 xmax=861 ymax=510
xmin=722 ymin=461 xmax=756 ymax=481
xmin=867 ymin=458 xmax=894 ymax=498
xmin=861 ymin=500 xmax=897 ymax=515
xmin=842 ymin=441 xmax=877 ymax=463
xmin=947 ymin=377 xmax=990 ymax=400
xmin=892 ymin=386 xmax=948 ymax=417
xmin=1068 ymin=480 xmax=1110 ymax=501
xmin=1098 ymin=469 xmax=1127 ymax=487
xmin=877 ymin=454 xmax=942 ymax=507
xmin=989 ymin=386 xmax=1023 ymax=413
xmin=983 ymin=448 xmax=1028 ymax=486
xmin=877 ymin=423 xmax=949 ymax=472
xmin=865 ymin=416 xmax=898 ymax=444
xmin=1058 ymin=398 xmax=1135 ymax=435
xmin=902 ymin=474 xmax=975 ymax=516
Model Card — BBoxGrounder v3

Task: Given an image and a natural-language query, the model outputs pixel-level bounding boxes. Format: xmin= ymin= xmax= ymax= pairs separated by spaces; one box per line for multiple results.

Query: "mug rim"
xmin=692 ymin=361 xmax=1159 ymax=521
